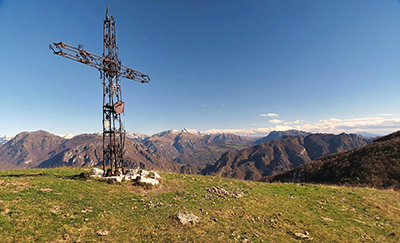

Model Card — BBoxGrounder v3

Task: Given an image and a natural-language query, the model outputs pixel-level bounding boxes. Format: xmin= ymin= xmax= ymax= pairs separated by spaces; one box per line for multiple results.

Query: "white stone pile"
xmin=90 ymin=167 xmax=162 ymax=185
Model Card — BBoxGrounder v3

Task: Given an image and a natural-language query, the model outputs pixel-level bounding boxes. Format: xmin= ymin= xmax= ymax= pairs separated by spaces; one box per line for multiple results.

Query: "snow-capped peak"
xmin=0 ymin=135 xmax=15 ymax=145
xmin=56 ymin=133 xmax=75 ymax=139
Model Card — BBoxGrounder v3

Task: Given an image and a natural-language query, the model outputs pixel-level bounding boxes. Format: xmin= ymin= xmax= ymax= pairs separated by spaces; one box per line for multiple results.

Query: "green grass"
xmin=0 ymin=167 xmax=399 ymax=242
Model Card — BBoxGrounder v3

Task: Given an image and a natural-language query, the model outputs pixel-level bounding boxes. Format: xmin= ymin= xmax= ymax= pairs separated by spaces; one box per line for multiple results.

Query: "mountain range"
xmin=0 ymin=129 xmax=256 ymax=172
xmin=0 ymin=129 xmax=380 ymax=185
xmin=0 ymin=130 xmax=180 ymax=171
xmin=255 ymin=129 xmax=312 ymax=144
xmin=142 ymin=129 xmax=255 ymax=170
xmin=202 ymin=133 xmax=372 ymax=181
xmin=262 ymin=130 xmax=400 ymax=190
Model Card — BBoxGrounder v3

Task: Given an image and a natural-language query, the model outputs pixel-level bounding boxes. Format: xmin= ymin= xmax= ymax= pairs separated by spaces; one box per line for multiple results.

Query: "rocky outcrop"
xmin=176 ymin=211 xmax=200 ymax=225
xmin=91 ymin=167 xmax=162 ymax=185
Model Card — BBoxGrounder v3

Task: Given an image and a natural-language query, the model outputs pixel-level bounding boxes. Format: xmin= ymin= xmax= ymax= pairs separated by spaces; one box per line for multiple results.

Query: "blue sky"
xmin=1 ymin=0 xmax=400 ymax=137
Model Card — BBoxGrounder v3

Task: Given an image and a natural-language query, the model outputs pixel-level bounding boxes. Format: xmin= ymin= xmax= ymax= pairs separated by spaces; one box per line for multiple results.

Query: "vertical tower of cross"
xmin=49 ymin=6 xmax=150 ymax=176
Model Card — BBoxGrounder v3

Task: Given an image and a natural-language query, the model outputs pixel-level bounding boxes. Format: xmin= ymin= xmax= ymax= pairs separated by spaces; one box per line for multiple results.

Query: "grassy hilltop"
xmin=0 ymin=167 xmax=399 ymax=242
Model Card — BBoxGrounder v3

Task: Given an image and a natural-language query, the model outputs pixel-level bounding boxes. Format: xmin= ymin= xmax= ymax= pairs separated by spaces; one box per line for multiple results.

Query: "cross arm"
xmin=49 ymin=42 xmax=150 ymax=83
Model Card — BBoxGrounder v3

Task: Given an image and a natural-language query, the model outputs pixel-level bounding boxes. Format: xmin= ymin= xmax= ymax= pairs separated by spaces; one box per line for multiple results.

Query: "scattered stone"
xmin=361 ymin=234 xmax=374 ymax=241
xmin=92 ymin=167 xmax=162 ymax=185
xmin=176 ymin=211 xmax=200 ymax=225
xmin=90 ymin=174 xmax=103 ymax=179
xmin=242 ymin=236 xmax=250 ymax=243
xmin=96 ymin=230 xmax=109 ymax=236
xmin=316 ymin=200 xmax=327 ymax=205
xmin=352 ymin=219 xmax=366 ymax=224
xmin=295 ymin=231 xmax=313 ymax=240
xmin=40 ymin=188 xmax=54 ymax=192
xmin=50 ymin=206 xmax=61 ymax=214
xmin=138 ymin=176 xmax=159 ymax=185
xmin=321 ymin=217 xmax=334 ymax=222
xmin=140 ymin=170 xmax=150 ymax=177
xmin=149 ymin=171 xmax=162 ymax=179
xmin=206 ymin=186 xmax=245 ymax=199
xmin=108 ymin=176 xmax=124 ymax=183
xmin=92 ymin=168 xmax=104 ymax=175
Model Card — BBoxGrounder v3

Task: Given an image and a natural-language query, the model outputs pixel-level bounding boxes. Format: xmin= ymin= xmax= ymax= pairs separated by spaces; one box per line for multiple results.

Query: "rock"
xmin=105 ymin=176 xmax=124 ymax=183
xmin=90 ymin=167 xmax=161 ymax=186
xmin=124 ymin=174 xmax=140 ymax=181
xmin=90 ymin=174 xmax=103 ymax=179
xmin=96 ymin=230 xmax=109 ymax=236
xmin=295 ymin=232 xmax=313 ymax=240
xmin=176 ymin=211 xmax=200 ymax=225
xmin=321 ymin=216 xmax=334 ymax=222
xmin=206 ymin=186 xmax=245 ymax=199
xmin=140 ymin=170 xmax=150 ymax=177
xmin=92 ymin=168 xmax=104 ymax=175
xmin=40 ymin=188 xmax=54 ymax=192
xmin=138 ymin=177 xmax=159 ymax=185
xmin=149 ymin=171 xmax=162 ymax=179
xmin=125 ymin=168 xmax=139 ymax=176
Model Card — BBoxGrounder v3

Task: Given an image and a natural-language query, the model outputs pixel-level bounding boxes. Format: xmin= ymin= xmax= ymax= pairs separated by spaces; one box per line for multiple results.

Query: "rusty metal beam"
xmin=50 ymin=6 xmax=150 ymax=176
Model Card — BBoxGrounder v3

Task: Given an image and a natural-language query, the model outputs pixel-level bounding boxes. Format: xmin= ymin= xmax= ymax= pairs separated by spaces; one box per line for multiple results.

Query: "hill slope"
xmin=263 ymin=130 xmax=400 ymax=190
xmin=0 ymin=130 xmax=66 ymax=168
xmin=0 ymin=167 xmax=399 ymax=242
xmin=203 ymin=133 xmax=370 ymax=181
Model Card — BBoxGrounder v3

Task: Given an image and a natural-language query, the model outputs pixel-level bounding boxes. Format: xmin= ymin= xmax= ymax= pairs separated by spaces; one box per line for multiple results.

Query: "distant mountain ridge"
xmin=202 ymin=133 xmax=371 ymax=181
xmin=263 ymin=130 xmax=400 ymax=190
xmin=0 ymin=130 xmax=180 ymax=171
xmin=142 ymin=129 xmax=255 ymax=170
xmin=255 ymin=130 xmax=311 ymax=144
xmin=0 ymin=129 xmax=255 ymax=172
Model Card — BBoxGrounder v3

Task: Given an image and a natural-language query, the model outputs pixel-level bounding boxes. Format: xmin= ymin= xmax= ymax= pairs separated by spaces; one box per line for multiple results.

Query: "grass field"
xmin=0 ymin=167 xmax=399 ymax=242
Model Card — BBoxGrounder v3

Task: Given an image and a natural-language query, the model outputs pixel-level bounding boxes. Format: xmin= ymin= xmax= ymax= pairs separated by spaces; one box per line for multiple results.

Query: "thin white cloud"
xmin=203 ymin=125 xmax=299 ymax=137
xmin=302 ymin=117 xmax=400 ymax=134
xmin=202 ymin=116 xmax=400 ymax=137
xmin=284 ymin=120 xmax=302 ymax=125
xmin=260 ymin=113 xmax=279 ymax=117
xmin=269 ymin=119 xmax=284 ymax=124
xmin=375 ymin=113 xmax=395 ymax=117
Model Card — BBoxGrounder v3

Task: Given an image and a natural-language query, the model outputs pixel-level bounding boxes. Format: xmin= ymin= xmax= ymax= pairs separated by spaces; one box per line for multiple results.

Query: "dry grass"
xmin=0 ymin=167 xmax=399 ymax=242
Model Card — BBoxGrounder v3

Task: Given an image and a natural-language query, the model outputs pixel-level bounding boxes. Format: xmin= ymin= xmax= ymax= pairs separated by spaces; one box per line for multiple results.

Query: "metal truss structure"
xmin=49 ymin=6 xmax=150 ymax=176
